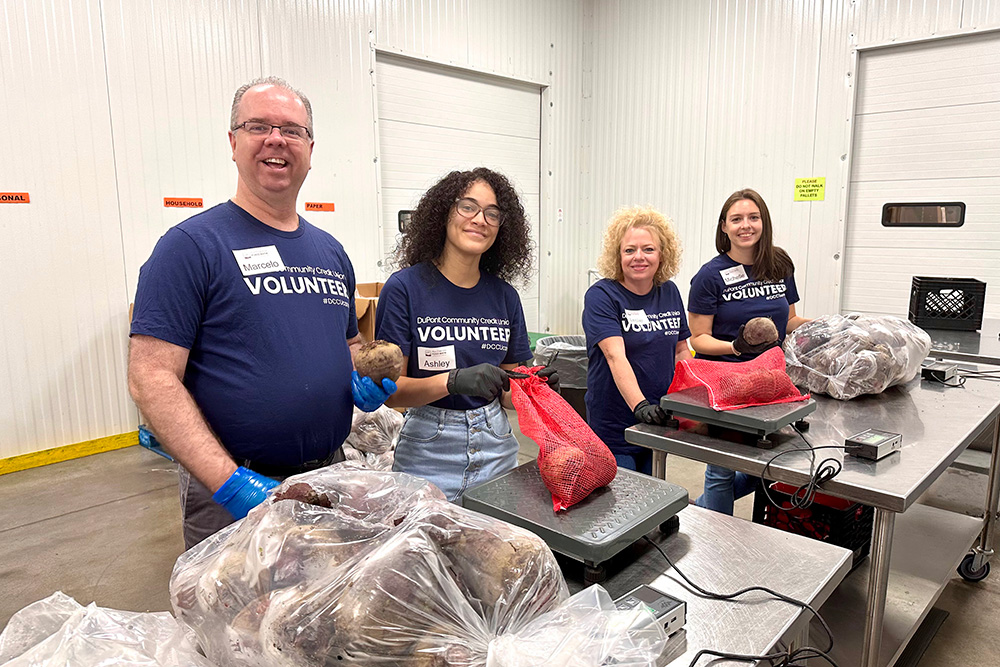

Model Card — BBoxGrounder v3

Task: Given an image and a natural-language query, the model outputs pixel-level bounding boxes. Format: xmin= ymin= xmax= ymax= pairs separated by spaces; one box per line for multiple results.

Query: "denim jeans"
xmin=694 ymin=464 xmax=758 ymax=515
xmin=393 ymin=399 xmax=518 ymax=501
xmin=613 ymin=450 xmax=652 ymax=475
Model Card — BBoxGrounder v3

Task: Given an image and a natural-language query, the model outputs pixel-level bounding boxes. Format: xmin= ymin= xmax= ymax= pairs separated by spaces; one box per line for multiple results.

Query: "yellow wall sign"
xmin=795 ymin=178 xmax=825 ymax=201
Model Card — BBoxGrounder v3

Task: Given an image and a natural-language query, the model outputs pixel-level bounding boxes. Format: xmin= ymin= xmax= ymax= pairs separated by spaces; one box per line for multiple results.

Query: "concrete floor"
xmin=1 ymin=427 xmax=999 ymax=665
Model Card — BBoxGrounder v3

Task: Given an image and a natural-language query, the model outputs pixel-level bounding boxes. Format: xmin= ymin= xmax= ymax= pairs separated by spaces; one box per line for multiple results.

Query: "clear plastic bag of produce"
xmin=170 ymin=464 xmax=574 ymax=666
xmin=344 ymin=405 xmax=403 ymax=455
xmin=486 ymin=585 xmax=668 ymax=666
xmin=0 ymin=591 xmax=214 ymax=666
xmin=783 ymin=313 xmax=932 ymax=400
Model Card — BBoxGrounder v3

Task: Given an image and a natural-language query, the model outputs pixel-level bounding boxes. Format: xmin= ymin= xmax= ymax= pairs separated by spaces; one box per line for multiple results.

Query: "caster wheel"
xmin=958 ymin=554 xmax=991 ymax=582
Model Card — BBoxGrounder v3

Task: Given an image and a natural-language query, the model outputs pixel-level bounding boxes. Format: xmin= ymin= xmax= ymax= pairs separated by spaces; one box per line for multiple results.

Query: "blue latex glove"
xmin=212 ymin=466 xmax=278 ymax=519
xmin=352 ymin=370 xmax=398 ymax=412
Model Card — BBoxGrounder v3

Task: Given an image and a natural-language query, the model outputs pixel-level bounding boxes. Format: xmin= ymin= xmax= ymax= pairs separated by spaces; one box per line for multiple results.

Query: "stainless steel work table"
xmin=624 ymin=376 xmax=1000 ymax=667
xmin=561 ymin=504 xmax=851 ymax=666
xmin=927 ymin=318 xmax=1000 ymax=366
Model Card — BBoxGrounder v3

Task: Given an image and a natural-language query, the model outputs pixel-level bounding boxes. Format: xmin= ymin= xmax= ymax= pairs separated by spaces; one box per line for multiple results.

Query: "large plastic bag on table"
xmin=0 ymin=591 xmax=214 ymax=666
xmin=170 ymin=464 xmax=570 ymax=666
xmin=508 ymin=366 xmax=617 ymax=512
xmin=783 ymin=313 xmax=931 ymax=400
xmin=486 ymin=585 xmax=668 ymax=667
xmin=344 ymin=405 xmax=403 ymax=455
xmin=668 ymin=346 xmax=809 ymax=410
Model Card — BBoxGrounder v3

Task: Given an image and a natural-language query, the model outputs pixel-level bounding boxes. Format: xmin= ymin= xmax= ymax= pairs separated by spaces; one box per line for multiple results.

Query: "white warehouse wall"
xmin=584 ymin=0 xmax=1000 ymax=324
xmin=1 ymin=0 xmax=998 ymax=460
xmin=0 ymin=0 xmax=585 ymax=460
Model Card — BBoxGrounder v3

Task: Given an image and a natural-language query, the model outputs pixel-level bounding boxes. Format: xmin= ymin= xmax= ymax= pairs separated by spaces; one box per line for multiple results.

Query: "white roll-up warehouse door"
xmin=375 ymin=53 xmax=542 ymax=330
xmin=842 ymin=31 xmax=1000 ymax=318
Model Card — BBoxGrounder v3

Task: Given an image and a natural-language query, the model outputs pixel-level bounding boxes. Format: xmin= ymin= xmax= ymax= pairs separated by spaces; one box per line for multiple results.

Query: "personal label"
xmin=0 ymin=192 xmax=29 ymax=203
xmin=163 ymin=197 xmax=204 ymax=208
xmin=305 ymin=202 xmax=335 ymax=212
xmin=720 ymin=264 xmax=748 ymax=285
xmin=418 ymin=345 xmax=457 ymax=371
xmin=624 ymin=309 xmax=650 ymax=327
xmin=232 ymin=245 xmax=286 ymax=276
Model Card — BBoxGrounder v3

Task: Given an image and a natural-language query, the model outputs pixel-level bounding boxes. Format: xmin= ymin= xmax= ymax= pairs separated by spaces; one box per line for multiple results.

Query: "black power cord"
xmin=641 ymin=535 xmax=840 ymax=666
xmin=759 ymin=426 xmax=845 ymax=511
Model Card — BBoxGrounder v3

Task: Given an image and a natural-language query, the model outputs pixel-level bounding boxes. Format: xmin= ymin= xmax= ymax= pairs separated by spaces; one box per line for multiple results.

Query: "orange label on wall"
xmin=305 ymin=202 xmax=335 ymax=212
xmin=0 ymin=192 xmax=30 ymax=203
xmin=164 ymin=197 xmax=203 ymax=208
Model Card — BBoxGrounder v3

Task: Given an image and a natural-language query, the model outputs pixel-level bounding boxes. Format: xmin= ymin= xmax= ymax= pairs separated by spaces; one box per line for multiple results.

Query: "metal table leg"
xmin=651 ymin=449 xmax=667 ymax=480
xmin=862 ymin=508 xmax=896 ymax=667
xmin=971 ymin=417 xmax=1000 ymax=571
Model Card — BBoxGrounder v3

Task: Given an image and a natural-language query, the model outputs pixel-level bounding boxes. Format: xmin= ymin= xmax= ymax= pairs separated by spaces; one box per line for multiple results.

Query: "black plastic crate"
xmin=908 ymin=276 xmax=986 ymax=331
xmin=752 ymin=482 xmax=873 ymax=568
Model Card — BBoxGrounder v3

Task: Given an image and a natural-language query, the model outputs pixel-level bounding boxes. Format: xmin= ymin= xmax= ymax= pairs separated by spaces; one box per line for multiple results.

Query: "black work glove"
xmin=732 ymin=324 xmax=780 ymax=357
xmin=447 ymin=364 xmax=509 ymax=399
xmin=535 ymin=366 xmax=561 ymax=393
xmin=633 ymin=399 xmax=668 ymax=425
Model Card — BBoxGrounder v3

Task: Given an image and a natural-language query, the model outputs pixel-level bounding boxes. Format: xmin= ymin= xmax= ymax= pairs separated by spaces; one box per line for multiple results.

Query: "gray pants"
xmin=177 ymin=448 xmax=346 ymax=550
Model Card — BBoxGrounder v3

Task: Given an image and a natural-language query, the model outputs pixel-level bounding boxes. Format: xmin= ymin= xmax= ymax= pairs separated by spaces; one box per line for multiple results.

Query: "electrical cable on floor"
xmin=641 ymin=535 xmax=840 ymax=667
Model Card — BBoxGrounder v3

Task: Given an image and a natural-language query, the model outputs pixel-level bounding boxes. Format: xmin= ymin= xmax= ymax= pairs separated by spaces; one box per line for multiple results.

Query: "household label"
xmin=794 ymin=178 xmax=825 ymax=201
xmin=164 ymin=197 xmax=204 ymax=208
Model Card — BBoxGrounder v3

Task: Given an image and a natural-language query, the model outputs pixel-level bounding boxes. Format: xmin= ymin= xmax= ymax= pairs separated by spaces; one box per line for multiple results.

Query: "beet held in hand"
xmin=355 ymin=340 xmax=404 ymax=384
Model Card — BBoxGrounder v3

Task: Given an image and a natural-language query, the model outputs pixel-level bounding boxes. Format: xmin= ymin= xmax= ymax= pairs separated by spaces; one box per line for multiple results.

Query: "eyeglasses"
xmin=454 ymin=198 xmax=504 ymax=226
xmin=232 ymin=121 xmax=312 ymax=142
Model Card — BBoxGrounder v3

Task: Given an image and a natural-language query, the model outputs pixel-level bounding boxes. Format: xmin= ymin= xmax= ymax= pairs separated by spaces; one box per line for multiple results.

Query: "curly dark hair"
xmin=394 ymin=168 xmax=534 ymax=285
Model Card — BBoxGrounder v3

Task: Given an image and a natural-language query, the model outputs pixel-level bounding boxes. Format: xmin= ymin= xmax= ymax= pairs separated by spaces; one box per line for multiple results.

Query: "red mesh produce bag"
xmin=667 ymin=347 xmax=809 ymax=411
xmin=508 ymin=366 xmax=617 ymax=512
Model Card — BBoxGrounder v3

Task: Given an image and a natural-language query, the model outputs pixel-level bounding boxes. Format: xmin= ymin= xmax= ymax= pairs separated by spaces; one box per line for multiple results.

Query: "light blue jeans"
xmin=695 ymin=465 xmax=759 ymax=515
xmin=393 ymin=399 xmax=518 ymax=501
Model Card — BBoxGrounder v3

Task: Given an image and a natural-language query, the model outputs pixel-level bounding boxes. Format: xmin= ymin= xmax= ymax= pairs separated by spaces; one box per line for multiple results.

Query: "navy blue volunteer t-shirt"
xmin=583 ymin=279 xmax=690 ymax=453
xmin=375 ymin=262 xmax=532 ymax=411
xmin=688 ymin=253 xmax=799 ymax=362
xmin=130 ymin=201 xmax=358 ymax=466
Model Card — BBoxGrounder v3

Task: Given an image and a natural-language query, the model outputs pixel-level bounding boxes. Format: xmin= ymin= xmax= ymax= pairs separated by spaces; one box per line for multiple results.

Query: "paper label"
xmin=418 ymin=345 xmax=457 ymax=372
xmin=232 ymin=245 xmax=286 ymax=276
xmin=305 ymin=202 xmax=335 ymax=212
xmin=794 ymin=177 xmax=825 ymax=201
xmin=624 ymin=309 xmax=650 ymax=327
xmin=720 ymin=264 xmax=749 ymax=285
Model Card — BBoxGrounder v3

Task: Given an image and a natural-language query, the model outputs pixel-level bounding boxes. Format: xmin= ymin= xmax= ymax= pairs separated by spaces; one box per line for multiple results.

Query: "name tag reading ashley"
xmin=418 ymin=345 xmax=457 ymax=371
xmin=624 ymin=309 xmax=650 ymax=327
xmin=233 ymin=245 xmax=286 ymax=276
xmin=720 ymin=264 xmax=748 ymax=285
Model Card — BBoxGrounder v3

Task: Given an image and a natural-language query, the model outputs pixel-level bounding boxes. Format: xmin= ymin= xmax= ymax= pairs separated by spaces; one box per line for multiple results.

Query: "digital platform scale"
xmin=462 ymin=460 xmax=689 ymax=584
xmin=659 ymin=387 xmax=817 ymax=448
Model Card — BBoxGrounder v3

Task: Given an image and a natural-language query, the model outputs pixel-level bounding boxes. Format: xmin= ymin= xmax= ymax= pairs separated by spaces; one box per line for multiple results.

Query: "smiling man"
xmin=128 ymin=78 xmax=393 ymax=549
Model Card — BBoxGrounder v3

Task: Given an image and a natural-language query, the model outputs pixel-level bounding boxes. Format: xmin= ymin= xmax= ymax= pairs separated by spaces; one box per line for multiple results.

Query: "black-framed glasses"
xmin=454 ymin=198 xmax=504 ymax=226
xmin=232 ymin=121 xmax=312 ymax=142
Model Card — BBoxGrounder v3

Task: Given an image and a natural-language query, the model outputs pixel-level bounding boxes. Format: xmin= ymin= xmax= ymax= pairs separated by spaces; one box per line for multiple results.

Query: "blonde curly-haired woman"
xmin=582 ymin=206 xmax=690 ymax=474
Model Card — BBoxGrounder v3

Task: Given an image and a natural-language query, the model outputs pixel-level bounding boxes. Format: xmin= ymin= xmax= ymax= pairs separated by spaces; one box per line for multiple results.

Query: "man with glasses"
xmin=128 ymin=77 xmax=394 ymax=549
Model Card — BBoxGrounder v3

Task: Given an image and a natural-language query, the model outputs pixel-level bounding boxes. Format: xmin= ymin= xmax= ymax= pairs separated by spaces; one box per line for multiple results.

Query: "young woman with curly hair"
xmin=582 ymin=206 xmax=690 ymax=474
xmin=688 ymin=187 xmax=810 ymax=514
xmin=374 ymin=168 xmax=557 ymax=500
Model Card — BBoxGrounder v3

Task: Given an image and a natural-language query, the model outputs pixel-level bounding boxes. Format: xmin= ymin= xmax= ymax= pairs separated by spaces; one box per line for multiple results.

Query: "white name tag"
xmin=418 ymin=345 xmax=457 ymax=371
xmin=233 ymin=245 xmax=286 ymax=276
xmin=624 ymin=309 xmax=650 ymax=327
xmin=720 ymin=264 xmax=748 ymax=285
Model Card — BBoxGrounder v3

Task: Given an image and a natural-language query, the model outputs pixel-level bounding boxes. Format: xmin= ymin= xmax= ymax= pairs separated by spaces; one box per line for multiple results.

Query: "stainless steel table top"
xmin=561 ymin=505 xmax=851 ymax=666
xmin=928 ymin=317 xmax=1000 ymax=366
xmin=625 ymin=376 xmax=1000 ymax=513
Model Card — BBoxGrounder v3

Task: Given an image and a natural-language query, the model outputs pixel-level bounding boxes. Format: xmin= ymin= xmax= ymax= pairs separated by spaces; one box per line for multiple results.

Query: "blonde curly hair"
xmin=596 ymin=206 xmax=682 ymax=285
